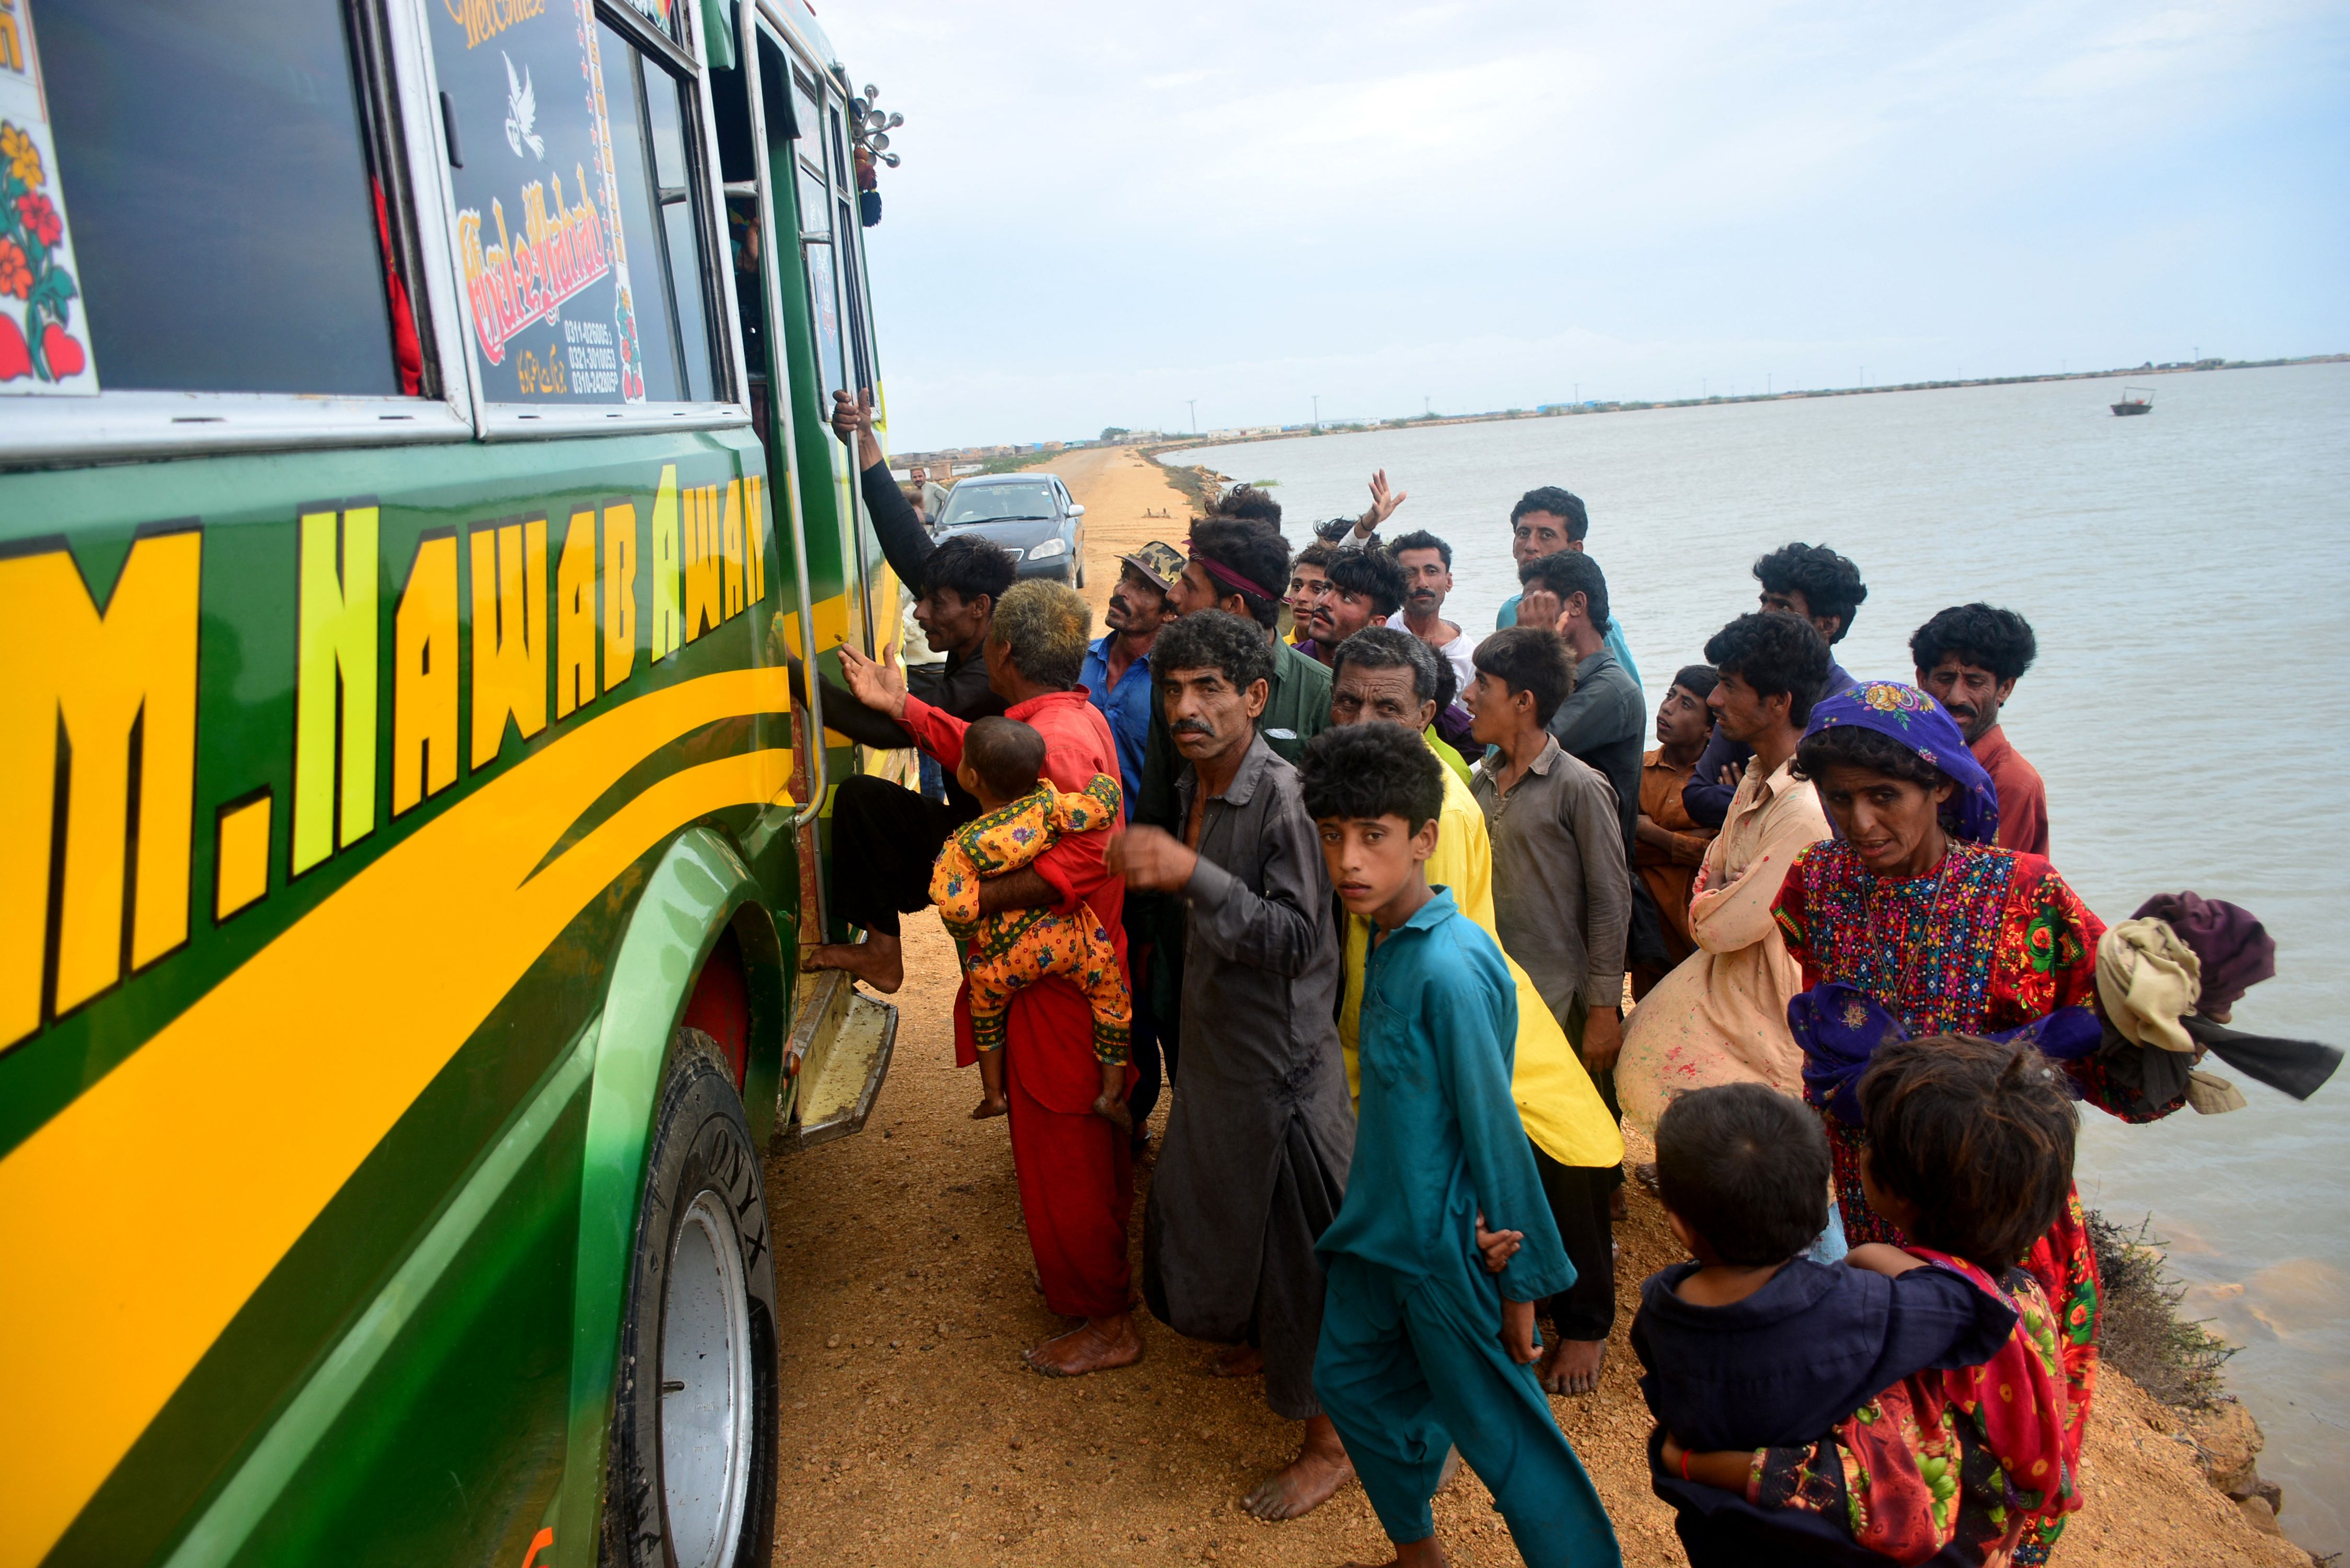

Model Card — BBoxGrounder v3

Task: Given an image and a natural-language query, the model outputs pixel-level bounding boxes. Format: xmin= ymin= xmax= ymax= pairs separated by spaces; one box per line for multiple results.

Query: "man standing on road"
xmin=1911 ymin=603 xmax=2048 ymax=854
xmin=1388 ymin=528 xmax=1476 ymax=698
xmin=1494 ymin=486 xmax=1641 ymax=689
xmin=838 ymin=583 xmax=1143 ymax=1378
xmin=910 ymin=463 xmax=950 ymax=521
xmin=1111 ymin=609 xmax=1357 ymax=1523
xmin=1082 ymin=542 xmax=1182 ymax=806
xmin=1508 ymin=552 xmax=1643 ymax=1178
xmin=1135 ymin=515 xmax=1333 ymax=827
xmin=1080 ymin=541 xmax=1185 ymax=1145
xmin=1681 ymin=541 xmax=1864 ymax=830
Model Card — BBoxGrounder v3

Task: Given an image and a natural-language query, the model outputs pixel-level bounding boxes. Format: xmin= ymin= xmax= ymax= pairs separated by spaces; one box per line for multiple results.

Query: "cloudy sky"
xmin=817 ymin=1 xmax=2348 ymax=449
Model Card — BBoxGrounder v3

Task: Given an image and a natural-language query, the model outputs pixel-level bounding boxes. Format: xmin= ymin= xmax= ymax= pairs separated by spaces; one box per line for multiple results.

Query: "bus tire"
xmin=601 ymin=1027 xmax=779 ymax=1568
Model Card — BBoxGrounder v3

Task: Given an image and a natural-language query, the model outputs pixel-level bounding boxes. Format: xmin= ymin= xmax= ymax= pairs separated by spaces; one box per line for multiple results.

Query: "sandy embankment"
xmin=758 ymin=449 xmax=2308 ymax=1567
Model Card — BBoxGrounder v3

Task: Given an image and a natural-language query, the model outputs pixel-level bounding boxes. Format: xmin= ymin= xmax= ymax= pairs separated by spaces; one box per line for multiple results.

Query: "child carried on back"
xmin=1636 ymin=1035 xmax=2085 ymax=1566
xmin=929 ymin=716 xmax=1132 ymax=1128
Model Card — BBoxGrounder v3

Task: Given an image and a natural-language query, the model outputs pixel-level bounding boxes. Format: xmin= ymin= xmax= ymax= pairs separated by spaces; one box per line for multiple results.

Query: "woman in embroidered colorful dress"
xmin=1768 ymin=682 xmax=2186 ymax=1563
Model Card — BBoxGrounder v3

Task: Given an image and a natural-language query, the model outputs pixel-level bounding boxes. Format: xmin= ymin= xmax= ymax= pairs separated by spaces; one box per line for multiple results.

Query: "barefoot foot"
xmin=1022 ymin=1314 xmax=1142 ymax=1377
xmin=801 ymin=933 xmax=904 ymax=993
xmin=970 ymin=1092 xmax=1009 ymax=1119
xmin=1538 ymin=1336 xmax=1606 ymax=1396
xmin=1243 ymin=1414 xmax=1353 ymax=1521
xmin=1212 ymin=1344 xmax=1264 ymax=1378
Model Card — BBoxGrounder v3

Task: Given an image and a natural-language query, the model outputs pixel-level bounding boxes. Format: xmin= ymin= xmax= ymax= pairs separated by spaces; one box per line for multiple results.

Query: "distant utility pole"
xmin=1767 ymin=372 xmax=1772 ymax=395
xmin=1311 ymin=394 xmax=1320 ymax=431
xmin=1424 ymin=395 xmax=1432 ymax=417
xmin=1186 ymin=399 xmax=1197 ymax=434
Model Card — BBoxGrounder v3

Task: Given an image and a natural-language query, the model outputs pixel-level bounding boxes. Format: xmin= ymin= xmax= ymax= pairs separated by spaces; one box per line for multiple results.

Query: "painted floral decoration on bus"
xmin=0 ymin=119 xmax=83 ymax=384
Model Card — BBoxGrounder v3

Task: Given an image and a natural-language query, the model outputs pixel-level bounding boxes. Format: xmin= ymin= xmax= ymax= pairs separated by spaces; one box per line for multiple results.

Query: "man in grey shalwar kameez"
xmin=1110 ymin=609 xmax=1358 ymax=1522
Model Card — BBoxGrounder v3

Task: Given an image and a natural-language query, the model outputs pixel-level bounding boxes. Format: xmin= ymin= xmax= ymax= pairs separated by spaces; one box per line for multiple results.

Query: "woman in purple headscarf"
xmin=1765 ymin=682 xmax=2126 ymax=1562
xmin=1770 ymin=683 xmax=2115 ymax=1236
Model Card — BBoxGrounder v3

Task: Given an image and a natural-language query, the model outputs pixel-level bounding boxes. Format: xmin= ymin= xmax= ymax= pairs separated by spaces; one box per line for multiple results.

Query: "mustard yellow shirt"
xmin=1340 ymin=738 xmax=1625 ymax=1170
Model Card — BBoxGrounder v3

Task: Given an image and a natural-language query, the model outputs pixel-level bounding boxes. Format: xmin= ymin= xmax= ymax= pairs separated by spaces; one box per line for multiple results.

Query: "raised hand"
xmin=829 ymin=387 xmax=884 ymax=468
xmin=836 ymin=641 xmax=907 ymax=718
xmin=1356 ymin=468 xmax=1408 ymax=536
xmin=1516 ymin=586 xmax=1562 ymax=631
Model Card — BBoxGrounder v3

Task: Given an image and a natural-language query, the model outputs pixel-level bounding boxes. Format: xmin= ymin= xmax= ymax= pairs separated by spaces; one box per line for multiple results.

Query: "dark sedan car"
xmin=932 ymin=472 xmax=1088 ymax=585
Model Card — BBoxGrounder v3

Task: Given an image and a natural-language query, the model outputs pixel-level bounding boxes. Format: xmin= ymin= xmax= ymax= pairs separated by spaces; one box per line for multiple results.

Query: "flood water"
xmin=1169 ymin=361 xmax=2350 ymax=1553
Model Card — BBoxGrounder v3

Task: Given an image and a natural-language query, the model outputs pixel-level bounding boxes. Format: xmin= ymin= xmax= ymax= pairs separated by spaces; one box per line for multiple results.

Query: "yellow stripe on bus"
xmin=0 ymin=666 xmax=796 ymax=1568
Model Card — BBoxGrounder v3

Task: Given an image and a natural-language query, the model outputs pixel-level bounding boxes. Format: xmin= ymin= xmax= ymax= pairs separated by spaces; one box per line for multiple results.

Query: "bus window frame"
xmin=0 ymin=0 xmax=477 ymax=469
xmin=786 ymin=57 xmax=876 ymax=658
xmin=0 ymin=0 xmax=762 ymax=467
xmin=454 ymin=0 xmax=755 ymax=441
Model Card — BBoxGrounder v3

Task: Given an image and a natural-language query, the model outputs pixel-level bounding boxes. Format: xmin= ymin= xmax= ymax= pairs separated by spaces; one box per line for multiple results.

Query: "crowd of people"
xmin=793 ymin=388 xmax=2332 ymax=1568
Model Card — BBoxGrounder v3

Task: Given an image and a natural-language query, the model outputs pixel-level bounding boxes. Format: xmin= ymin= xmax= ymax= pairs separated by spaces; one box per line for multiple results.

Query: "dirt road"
xmin=1024 ymin=444 xmax=1195 ymax=623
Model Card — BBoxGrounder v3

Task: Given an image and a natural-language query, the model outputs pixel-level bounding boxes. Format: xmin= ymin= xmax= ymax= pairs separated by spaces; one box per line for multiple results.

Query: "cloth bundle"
xmin=2089 ymin=898 xmax=2337 ymax=1113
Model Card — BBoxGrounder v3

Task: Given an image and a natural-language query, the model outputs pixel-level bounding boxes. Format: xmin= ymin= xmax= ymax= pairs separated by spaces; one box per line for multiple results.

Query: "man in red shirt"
xmin=840 ymin=581 xmax=1141 ymax=1376
xmin=1910 ymin=603 xmax=2049 ymax=856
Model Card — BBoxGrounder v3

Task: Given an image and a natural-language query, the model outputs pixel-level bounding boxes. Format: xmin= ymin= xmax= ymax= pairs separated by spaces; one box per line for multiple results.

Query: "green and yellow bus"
xmin=0 ymin=1 xmax=907 ymax=1563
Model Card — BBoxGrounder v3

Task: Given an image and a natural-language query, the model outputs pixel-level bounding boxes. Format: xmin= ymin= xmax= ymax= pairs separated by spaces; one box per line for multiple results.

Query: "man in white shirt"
xmin=1388 ymin=528 xmax=1475 ymax=698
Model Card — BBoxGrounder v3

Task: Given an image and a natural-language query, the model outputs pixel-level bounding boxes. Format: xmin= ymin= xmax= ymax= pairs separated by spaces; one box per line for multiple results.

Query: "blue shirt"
xmin=1630 ymin=1255 xmax=2014 ymax=1452
xmin=1317 ymin=888 xmax=1572 ymax=1306
xmin=1079 ymin=632 xmax=1153 ymax=806
xmin=1497 ymin=593 xmax=1641 ymax=690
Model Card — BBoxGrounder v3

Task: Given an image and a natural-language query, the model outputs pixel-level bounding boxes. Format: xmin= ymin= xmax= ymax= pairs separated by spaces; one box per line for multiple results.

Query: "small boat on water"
xmin=2112 ymin=387 xmax=2154 ymax=416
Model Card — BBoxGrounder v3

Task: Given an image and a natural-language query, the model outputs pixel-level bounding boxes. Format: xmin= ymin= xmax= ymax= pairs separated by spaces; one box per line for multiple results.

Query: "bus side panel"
xmin=1 ymin=426 xmax=798 ymax=1567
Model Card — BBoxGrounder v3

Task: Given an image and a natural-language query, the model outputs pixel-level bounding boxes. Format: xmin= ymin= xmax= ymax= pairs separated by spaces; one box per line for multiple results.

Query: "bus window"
xmin=640 ymin=54 xmax=718 ymax=403
xmin=40 ymin=0 xmax=404 ymax=395
xmin=797 ymin=164 xmax=829 ymax=239
xmin=836 ymin=199 xmax=871 ymax=387
xmin=425 ymin=1 xmax=720 ymax=406
xmin=595 ymin=24 xmax=721 ymax=404
xmin=789 ymin=71 xmax=821 ymax=151
xmin=802 ymin=238 xmax=844 ymax=410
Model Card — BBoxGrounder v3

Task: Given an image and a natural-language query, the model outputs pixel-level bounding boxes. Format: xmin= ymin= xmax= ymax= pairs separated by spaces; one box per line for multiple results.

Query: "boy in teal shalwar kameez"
xmin=1300 ymin=721 xmax=1623 ymax=1568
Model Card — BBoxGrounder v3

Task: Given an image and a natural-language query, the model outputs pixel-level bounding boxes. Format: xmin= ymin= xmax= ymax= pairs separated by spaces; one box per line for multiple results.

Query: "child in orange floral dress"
xmin=930 ymin=717 xmax=1132 ymax=1126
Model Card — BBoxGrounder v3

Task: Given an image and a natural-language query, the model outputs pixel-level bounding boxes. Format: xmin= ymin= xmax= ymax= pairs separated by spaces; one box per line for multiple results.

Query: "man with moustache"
xmin=1081 ymin=541 xmax=1183 ymax=805
xmin=1910 ymin=603 xmax=2048 ymax=855
xmin=1080 ymin=541 xmax=1184 ymax=1143
xmin=1296 ymin=546 xmax=1407 ymax=668
xmin=1388 ymin=528 xmax=1476 ymax=697
xmin=1495 ymin=486 xmax=1642 ymax=688
xmin=1682 ymin=541 xmax=1865 ymax=829
xmin=1110 ymin=609 xmax=1358 ymax=1523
